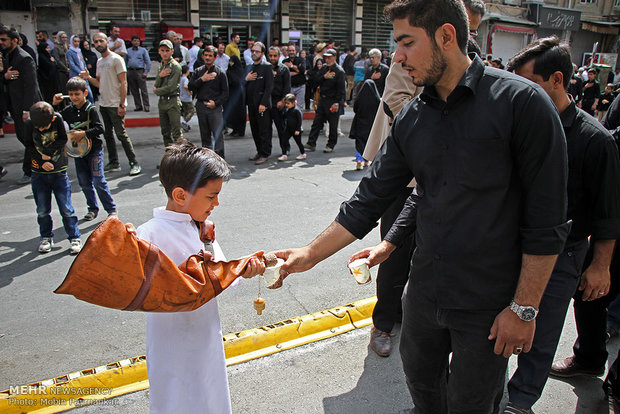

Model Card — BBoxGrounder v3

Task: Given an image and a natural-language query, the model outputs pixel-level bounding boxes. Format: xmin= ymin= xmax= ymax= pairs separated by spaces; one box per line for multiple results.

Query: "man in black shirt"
xmin=582 ymin=68 xmax=600 ymax=116
xmin=269 ymin=1 xmax=570 ymax=412
xmin=245 ymin=42 xmax=273 ymax=165
xmin=568 ymin=63 xmax=584 ymax=103
xmin=305 ymin=48 xmax=345 ymax=153
xmin=342 ymin=46 xmax=357 ymax=104
xmin=283 ymin=43 xmax=306 ymax=111
xmin=505 ymin=36 xmax=620 ymax=413
xmin=268 ymin=46 xmax=291 ymax=160
xmin=365 ymin=48 xmax=390 ymax=95
xmin=189 ymin=46 xmax=229 ymax=157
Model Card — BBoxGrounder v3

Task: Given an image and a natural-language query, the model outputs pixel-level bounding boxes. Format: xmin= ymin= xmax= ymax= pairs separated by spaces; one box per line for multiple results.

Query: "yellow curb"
xmin=0 ymin=297 xmax=376 ymax=413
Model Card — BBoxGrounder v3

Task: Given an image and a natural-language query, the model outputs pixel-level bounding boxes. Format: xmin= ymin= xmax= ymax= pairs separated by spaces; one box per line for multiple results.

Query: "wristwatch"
xmin=509 ymin=300 xmax=538 ymax=322
xmin=119 ymin=104 xmax=126 ymax=108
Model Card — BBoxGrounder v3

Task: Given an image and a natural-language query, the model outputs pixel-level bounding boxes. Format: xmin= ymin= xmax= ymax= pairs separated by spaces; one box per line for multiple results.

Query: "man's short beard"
xmin=414 ymin=42 xmax=447 ymax=88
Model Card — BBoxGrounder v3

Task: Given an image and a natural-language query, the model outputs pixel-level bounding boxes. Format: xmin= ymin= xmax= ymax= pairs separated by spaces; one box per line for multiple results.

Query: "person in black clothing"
xmin=342 ymin=46 xmax=357 ymax=103
xmin=81 ymin=39 xmax=99 ymax=101
xmin=597 ymin=83 xmax=615 ymax=121
xmin=364 ymin=48 xmax=390 ymax=96
xmin=223 ymin=55 xmax=246 ymax=137
xmin=19 ymin=33 xmax=36 ymax=62
xmin=568 ymin=64 xmax=584 ymax=104
xmin=278 ymin=93 xmax=306 ymax=161
xmin=283 ymin=43 xmax=306 ymax=111
xmin=305 ymin=48 xmax=345 ymax=153
xmin=37 ymin=42 xmax=59 ymax=104
xmin=245 ymin=41 xmax=273 ymax=165
xmin=268 ymin=46 xmax=291 ymax=162
xmin=349 ymin=79 xmax=380 ymax=169
xmin=269 ymin=1 xmax=571 ymax=412
xmin=189 ymin=46 xmax=229 ymax=157
xmin=505 ymin=36 xmax=620 ymax=413
xmin=582 ymin=68 xmax=600 ymax=116
xmin=1 ymin=25 xmax=42 ymax=184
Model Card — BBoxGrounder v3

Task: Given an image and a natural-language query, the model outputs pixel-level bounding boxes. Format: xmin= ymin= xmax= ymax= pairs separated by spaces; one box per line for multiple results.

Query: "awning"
xmin=581 ymin=20 xmax=620 ymax=35
xmin=161 ymin=21 xmax=195 ymax=40
xmin=483 ymin=12 xmax=538 ymax=27
xmin=486 ymin=23 xmax=537 ymax=55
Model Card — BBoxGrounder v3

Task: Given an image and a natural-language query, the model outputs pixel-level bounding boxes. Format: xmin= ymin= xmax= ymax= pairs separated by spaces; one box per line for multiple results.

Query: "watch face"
xmin=521 ymin=307 xmax=536 ymax=321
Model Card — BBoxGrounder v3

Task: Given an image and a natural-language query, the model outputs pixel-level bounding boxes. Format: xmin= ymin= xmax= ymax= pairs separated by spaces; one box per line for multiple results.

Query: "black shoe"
xmin=0 ymin=167 xmax=7 ymax=179
xmin=304 ymin=143 xmax=316 ymax=151
xmin=504 ymin=402 xmax=534 ymax=414
xmin=249 ymin=154 xmax=260 ymax=161
xmin=549 ymin=356 xmax=605 ymax=378
xmin=134 ymin=107 xmax=143 ymax=111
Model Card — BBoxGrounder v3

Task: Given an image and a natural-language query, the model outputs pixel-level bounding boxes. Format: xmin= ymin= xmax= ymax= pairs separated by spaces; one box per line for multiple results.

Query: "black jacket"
xmin=271 ymin=62 xmax=291 ymax=103
xmin=189 ymin=64 xmax=229 ymax=107
xmin=3 ymin=46 xmax=41 ymax=113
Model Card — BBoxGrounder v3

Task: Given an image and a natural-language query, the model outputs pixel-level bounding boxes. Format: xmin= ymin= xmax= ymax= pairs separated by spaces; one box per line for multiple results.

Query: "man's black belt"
xmin=128 ymin=68 xmax=144 ymax=70
xmin=159 ymin=95 xmax=179 ymax=100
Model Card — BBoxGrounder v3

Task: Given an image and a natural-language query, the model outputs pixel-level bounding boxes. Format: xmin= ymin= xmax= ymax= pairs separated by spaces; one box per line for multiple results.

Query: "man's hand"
xmin=201 ymin=71 xmax=217 ymax=82
xmin=330 ymin=103 xmax=339 ymax=112
xmin=579 ymin=262 xmax=611 ymax=301
xmin=206 ymin=100 xmax=216 ymax=109
xmin=324 ymin=71 xmax=335 ymax=79
xmin=241 ymin=257 xmax=266 ymax=279
xmin=246 ymin=71 xmax=257 ymax=82
xmin=117 ymin=106 xmax=126 ymax=117
xmin=349 ymin=240 xmax=396 ymax=268
xmin=276 ymin=100 xmax=284 ymax=110
xmin=488 ymin=307 xmax=536 ymax=358
xmin=41 ymin=161 xmax=54 ymax=171
xmin=142 ymin=72 xmax=148 ymax=78
xmin=4 ymin=66 xmax=19 ymax=80
xmin=371 ymin=71 xmax=381 ymax=80
xmin=268 ymin=246 xmax=316 ymax=289
xmin=79 ymin=70 xmax=89 ymax=80
xmin=258 ymin=104 xmax=266 ymax=113
xmin=159 ymin=67 xmax=171 ymax=78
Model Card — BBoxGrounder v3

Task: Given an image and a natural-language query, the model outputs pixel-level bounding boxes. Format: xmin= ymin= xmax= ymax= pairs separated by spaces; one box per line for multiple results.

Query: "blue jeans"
xmin=74 ymin=148 xmax=116 ymax=214
xmin=31 ymin=171 xmax=80 ymax=240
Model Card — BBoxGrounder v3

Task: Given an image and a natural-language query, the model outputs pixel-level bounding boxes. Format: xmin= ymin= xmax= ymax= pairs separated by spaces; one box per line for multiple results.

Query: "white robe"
xmin=137 ymin=207 xmax=232 ymax=414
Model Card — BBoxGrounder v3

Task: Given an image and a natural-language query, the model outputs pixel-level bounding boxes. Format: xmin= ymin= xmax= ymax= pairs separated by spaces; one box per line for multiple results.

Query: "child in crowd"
xmin=597 ymin=83 xmax=616 ymax=121
xmin=136 ymin=140 xmax=265 ymax=413
xmin=24 ymin=101 xmax=82 ymax=254
xmin=53 ymin=77 xmax=117 ymax=221
xmin=179 ymin=64 xmax=195 ymax=133
xmin=278 ymin=93 xmax=306 ymax=161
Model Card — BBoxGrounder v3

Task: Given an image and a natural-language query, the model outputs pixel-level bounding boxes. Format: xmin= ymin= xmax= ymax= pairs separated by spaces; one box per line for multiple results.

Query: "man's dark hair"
xmin=254 ymin=41 xmax=266 ymax=53
xmin=159 ymin=140 xmax=230 ymax=198
xmin=67 ymin=76 xmax=88 ymax=92
xmin=231 ymin=33 xmax=239 ymax=39
xmin=203 ymin=45 xmax=216 ymax=55
xmin=384 ymin=0 xmax=469 ymax=54
xmin=348 ymin=45 xmax=356 ymax=53
xmin=36 ymin=30 xmax=49 ymax=39
xmin=131 ymin=35 xmax=140 ymax=41
xmin=29 ymin=101 xmax=55 ymax=128
xmin=463 ymin=0 xmax=485 ymax=17
xmin=194 ymin=36 xmax=203 ymax=43
xmin=0 ymin=26 xmax=20 ymax=40
xmin=217 ymin=42 xmax=226 ymax=48
xmin=506 ymin=36 xmax=572 ymax=89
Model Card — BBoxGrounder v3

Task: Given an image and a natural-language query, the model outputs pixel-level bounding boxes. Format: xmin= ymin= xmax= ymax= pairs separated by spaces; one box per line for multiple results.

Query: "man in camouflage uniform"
xmin=153 ymin=39 xmax=182 ymax=146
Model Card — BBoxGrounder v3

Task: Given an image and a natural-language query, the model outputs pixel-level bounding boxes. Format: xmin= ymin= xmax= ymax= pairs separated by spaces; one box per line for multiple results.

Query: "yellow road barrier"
xmin=0 ymin=297 xmax=376 ymax=413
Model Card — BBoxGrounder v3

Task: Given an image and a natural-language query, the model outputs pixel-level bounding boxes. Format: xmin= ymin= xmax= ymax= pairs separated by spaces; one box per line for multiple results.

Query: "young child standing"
xmin=597 ymin=83 xmax=616 ymax=121
xmin=179 ymin=64 xmax=195 ymax=132
xmin=278 ymin=93 xmax=306 ymax=161
xmin=53 ymin=77 xmax=117 ymax=221
xmin=25 ymin=101 xmax=82 ymax=254
xmin=136 ymin=140 xmax=264 ymax=413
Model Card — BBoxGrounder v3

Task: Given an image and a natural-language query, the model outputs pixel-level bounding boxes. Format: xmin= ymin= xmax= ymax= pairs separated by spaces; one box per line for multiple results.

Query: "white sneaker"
xmin=69 ymin=239 xmax=82 ymax=255
xmin=277 ymin=154 xmax=288 ymax=161
xmin=38 ymin=238 xmax=53 ymax=254
xmin=296 ymin=153 xmax=307 ymax=160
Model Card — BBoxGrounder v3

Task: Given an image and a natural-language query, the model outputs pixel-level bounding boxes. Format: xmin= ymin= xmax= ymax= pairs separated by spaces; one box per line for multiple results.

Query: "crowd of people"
xmin=3 ymin=0 xmax=620 ymax=411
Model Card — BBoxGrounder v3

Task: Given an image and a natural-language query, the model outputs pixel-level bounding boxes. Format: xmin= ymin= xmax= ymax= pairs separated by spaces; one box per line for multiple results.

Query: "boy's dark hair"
xmin=506 ymin=36 xmax=572 ymax=89
xmin=67 ymin=76 xmax=88 ymax=92
xmin=384 ymin=0 xmax=469 ymax=54
xmin=181 ymin=64 xmax=189 ymax=74
xmin=284 ymin=93 xmax=296 ymax=103
xmin=159 ymin=140 xmax=230 ymax=198
xmin=0 ymin=25 xmax=19 ymax=40
xmin=30 ymin=101 xmax=55 ymax=128
xmin=131 ymin=35 xmax=140 ymax=41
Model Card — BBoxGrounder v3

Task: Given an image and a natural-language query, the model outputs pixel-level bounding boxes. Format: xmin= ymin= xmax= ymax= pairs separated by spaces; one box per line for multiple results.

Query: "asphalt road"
xmin=1 ymin=116 xmax=618 ymax=413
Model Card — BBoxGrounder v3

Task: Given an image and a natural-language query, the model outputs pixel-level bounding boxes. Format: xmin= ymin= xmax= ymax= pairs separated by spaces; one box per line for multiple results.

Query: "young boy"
xmin=24 ymin=101 xmax=82 ymax=254
xmin=278 ymin=93 xmax=306 ymax=161
xmin=179 ymin=64 xmax=195 ymax=133
xmin=597 ymin=83 xmax=616 ymax=121
xmin=136 ymin=140 xmax=264 ymax=413
xmin=53 ymin=77 xmax=117 ymax=221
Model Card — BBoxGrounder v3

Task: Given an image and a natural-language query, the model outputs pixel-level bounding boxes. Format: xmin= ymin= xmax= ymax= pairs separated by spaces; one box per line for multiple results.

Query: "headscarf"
xmin=227 ymin=55 xmax=244 ymax=85
xmin=69 ymin=35 xmax=83 ymax=59
xmin=56 ymin=31 xmax=67 ymax=49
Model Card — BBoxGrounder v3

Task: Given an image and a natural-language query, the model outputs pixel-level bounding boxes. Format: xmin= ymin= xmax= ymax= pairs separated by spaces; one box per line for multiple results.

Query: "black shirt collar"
xmin=559 ymin=97 xmax=578 ymax=129
xmin=420 ymin=55 xmax=484 ymax=107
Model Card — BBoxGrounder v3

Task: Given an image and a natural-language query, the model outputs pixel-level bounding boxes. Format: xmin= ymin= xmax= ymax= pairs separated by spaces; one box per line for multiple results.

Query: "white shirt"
xmin=215 ymin=53 xmax=230 ymax=72
xmin=108 ymin=36 xmax=127 ymax=55
xmin=189 ymin=45 xmax=201 ymax=72
xmin=180 ymin=45 xmax=190 ymax=64
xmin=137 ymin=208 xmax=232 ymax=414
xmin=96 ymin=52 xmax=128 ymax=108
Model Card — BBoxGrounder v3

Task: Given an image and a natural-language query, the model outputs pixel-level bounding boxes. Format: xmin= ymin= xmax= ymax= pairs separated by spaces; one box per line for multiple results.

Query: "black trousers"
xmin=10 ymin=108 xmax=31 ymax=176
xmin=271 ymin=106 xmax=287 ymax=154
xmin=574 ymin=243 xmax=620 ymax=369
xmin=283 ymin=129 xmax=305 ymax=155
xmin=248 ymin=105 xmax=272 ymax=157
xmin=373 ymin=186 xmax=414 ymax=333
xmin=307 ymin=99 xmax=339 ymax=149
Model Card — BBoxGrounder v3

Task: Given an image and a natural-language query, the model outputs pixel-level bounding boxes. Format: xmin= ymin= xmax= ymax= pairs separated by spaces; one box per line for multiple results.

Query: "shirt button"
xmin=442 ymin=110 xmax=448 ymax=116
xmin=435 ymin=218 xmax=441 ymax=224
xmin=434 ymin=254 xmax=441 ymax=260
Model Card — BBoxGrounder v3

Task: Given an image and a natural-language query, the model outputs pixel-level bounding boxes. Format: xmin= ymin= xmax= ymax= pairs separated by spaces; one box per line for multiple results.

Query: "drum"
xmin=65 ymin=131 xmax=92 ymax=158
